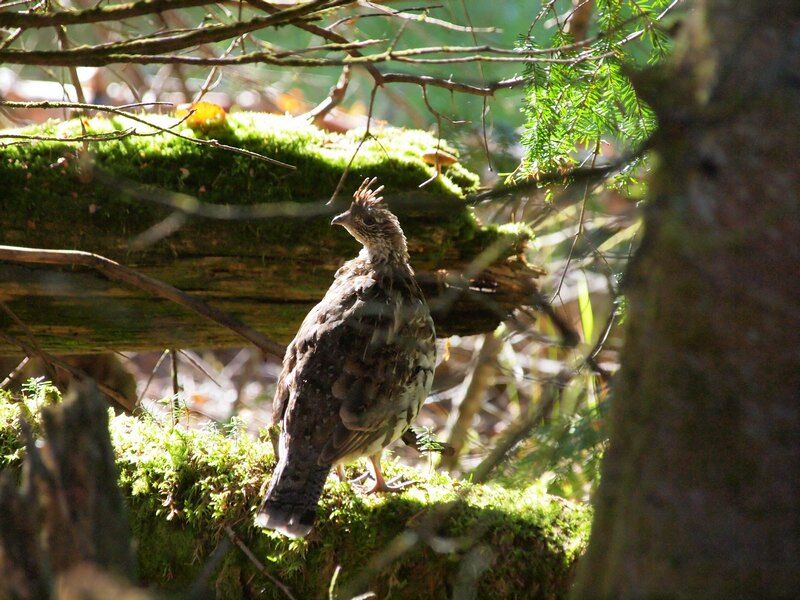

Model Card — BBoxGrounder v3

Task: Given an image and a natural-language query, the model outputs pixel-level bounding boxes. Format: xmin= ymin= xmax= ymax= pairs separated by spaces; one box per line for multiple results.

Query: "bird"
xmin=255 ymin=177 xmax=436 ymax=538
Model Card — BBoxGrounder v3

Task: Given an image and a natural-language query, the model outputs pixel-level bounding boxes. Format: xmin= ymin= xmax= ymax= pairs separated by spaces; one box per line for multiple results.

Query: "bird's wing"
xmin=271 ymin=289 xmax=338 ymax=427
xmin=276 ymin=265 xmax=435 ymax=466
xmin=270 ymin=340 xmax=295 ymax=428
xmin=317 ymin=284 xmax=436 ymax=464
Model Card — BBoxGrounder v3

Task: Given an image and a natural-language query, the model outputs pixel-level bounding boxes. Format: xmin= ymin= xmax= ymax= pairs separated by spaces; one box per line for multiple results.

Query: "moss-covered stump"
xmin=0 ymin=112 xmax=538 ymax=355
xmin=0 ymin=386 xmax=589 ymax=599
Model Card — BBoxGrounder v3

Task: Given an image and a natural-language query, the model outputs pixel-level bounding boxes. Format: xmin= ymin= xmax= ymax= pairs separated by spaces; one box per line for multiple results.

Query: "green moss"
xmin=1 ymin=113 xmax=472 ymax=219
xmin=0 ymin=112 xmax=521 ymax=269
xmin=0 ymin=383 xmax=589 ymax=599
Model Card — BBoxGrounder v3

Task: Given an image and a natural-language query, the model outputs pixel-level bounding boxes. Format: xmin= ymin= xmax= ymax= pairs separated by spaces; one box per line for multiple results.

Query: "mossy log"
xmin=0 ymin=112 xmax=538 ymax=355
xmin=0 ymin=386 xmax=589 ymax=599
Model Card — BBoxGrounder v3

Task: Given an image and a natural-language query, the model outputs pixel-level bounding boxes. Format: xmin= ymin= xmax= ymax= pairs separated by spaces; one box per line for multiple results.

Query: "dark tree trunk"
xmin=0 ymin=381 xmax=139 ymax=598
xmin=575 ymin=1 xmax=800 ymax=596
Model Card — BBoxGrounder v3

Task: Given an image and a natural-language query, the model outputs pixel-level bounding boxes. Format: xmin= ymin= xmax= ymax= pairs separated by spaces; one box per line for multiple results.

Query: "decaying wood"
xmin=0 ymin=111 xmax=546 ymax=355
xmin=0 ymin=381 xmax=140 ymax=598
xmin=0 ymin=245 xmax=285 ymax=358
xmin=0 ymin=214 xmax=541 ymax=356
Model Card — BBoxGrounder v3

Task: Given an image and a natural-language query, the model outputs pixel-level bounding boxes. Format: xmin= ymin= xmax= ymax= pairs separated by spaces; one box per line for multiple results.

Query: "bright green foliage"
xmin=520 ymin=0 xmax=674 ymax=177
xmin=0 ymin=381 xmax=591 ymax=599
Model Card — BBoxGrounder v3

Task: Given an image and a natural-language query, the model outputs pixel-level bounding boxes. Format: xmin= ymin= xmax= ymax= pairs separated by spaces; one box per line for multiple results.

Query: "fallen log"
xmin=0 ymin=112 xmax=539 ymax=355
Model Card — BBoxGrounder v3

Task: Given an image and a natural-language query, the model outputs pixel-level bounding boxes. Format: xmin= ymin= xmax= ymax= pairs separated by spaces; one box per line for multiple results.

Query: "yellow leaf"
xmin=176 ymin=101 xmax=227 ymax=130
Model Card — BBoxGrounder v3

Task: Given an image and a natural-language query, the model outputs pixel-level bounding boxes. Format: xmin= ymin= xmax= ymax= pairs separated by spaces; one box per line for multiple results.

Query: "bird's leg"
xmin=335 ymin=463 xmax=369 ymax=485
xmin=366 ymin=453 xmax=415 ymax=494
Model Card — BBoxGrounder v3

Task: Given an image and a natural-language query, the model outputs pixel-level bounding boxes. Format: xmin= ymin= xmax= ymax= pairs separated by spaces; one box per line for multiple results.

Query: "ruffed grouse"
xmin=256 ymin=178 xmax=436 ymax=538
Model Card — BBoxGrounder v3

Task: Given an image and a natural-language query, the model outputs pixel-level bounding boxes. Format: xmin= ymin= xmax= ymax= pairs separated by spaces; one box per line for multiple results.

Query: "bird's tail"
xmin=255 ymin=450 xmax=331 ymax=538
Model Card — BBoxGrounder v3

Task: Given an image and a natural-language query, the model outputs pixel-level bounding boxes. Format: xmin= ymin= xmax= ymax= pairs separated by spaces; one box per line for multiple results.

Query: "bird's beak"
xmin=331 ymin=210 xmax=352 ymax=227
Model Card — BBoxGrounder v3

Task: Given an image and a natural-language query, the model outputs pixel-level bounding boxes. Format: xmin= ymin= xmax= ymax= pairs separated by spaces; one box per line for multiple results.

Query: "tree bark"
xmin=575 ymin=1 xmax=800 ymax=596
xmin=0 ymin=382 xmax=138 ymax=598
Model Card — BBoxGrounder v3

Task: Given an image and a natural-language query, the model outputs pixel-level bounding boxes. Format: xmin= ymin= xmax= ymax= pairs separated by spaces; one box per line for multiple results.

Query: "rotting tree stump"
xmin=0 ymin=112 xmax=539 ymax=355
xmin=0 ymin=381 xmax=138 ymax=598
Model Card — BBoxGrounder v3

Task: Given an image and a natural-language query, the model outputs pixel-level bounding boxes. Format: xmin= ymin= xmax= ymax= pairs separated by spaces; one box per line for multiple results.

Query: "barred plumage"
xmin=256 ymin=178 xmax=436 ymax=538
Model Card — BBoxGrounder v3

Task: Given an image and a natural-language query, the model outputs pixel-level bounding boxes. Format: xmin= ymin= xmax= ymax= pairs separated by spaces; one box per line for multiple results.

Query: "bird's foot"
xmin=349 ymin=472 xmax=371 ymax=485
xmin=335 ymin=465 xmax=371 ymax=486
xmin=366 ymin=475 xmax=416 ymax=494
xmin=363 ymin=453 xmax=416 ymax=493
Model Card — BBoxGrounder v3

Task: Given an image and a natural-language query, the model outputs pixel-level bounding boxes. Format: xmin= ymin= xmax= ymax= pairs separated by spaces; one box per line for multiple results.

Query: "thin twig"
xmin=0 ymin=301 xmax=58 ymax=383
xmin=467 ymin=157 xmax=633 ymax=204
xmin=179 ymin=350 xmax=223 ymax=388
xmin=0 ymin=356 xmax=30 ymax=389
xmin=0 ymin=129 xmax=135 ymax=144
xmin=170 ymin=348 xmax=180 ymax=415
xmin=327 ymin=83 xmax=379 ymax=205
xmin=301 ymin=64 xmax=352 ymax=125
xmin=224 ymin=526 xmax=297 ymax=600
xmin=137 ymin=349 xmax=170 ymax=405
xmin=0 ymin=0 xmax=353 ymax=58
xmin=0 ymin=331 xmax=135 ymax=413
xmin=470 ymin=376 xmax=567 ymax=483
xmin=0 ymin=100 xmax=295 ymax=168
xmin=362 ymin=1 xmax=498 ymax=33
xmin=0 ymin=0 xmax=215 ymax=28
xmin=551 ymin=142 xmax=601 ymax=303
xmin=56 ymin=26 xmax=87 ymax=104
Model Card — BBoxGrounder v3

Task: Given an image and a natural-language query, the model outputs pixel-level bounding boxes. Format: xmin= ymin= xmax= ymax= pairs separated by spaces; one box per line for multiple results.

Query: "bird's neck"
xmin=358 ymin=245 xmax=411 ymax=270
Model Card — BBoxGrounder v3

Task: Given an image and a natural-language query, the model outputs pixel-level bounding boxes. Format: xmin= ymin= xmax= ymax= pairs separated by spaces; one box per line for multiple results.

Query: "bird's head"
xmin=332 ymin=177 xmax=409 ymax=263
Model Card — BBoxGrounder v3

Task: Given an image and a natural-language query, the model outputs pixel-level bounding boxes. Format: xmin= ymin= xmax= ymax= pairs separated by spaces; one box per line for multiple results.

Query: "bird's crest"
xmin=332 ymin=176 xmax=410 ymax=264
xmin=352 ymin=177 xmax=386 ymax=208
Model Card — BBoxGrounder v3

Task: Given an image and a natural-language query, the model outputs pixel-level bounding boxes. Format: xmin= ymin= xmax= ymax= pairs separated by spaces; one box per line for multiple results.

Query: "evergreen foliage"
xmin=519 ymin=0 xmax=674 ymax=177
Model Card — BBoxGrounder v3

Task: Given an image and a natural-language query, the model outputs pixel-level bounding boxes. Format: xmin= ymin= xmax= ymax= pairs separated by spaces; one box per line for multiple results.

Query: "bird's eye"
xmin=361 ymin=213 xmax=376 ymax=226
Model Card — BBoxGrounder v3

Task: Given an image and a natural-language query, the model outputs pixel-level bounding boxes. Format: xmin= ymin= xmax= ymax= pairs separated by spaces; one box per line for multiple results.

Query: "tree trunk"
xmin=0 ymin=382 xmax=139 ymax=598
xmin=575 ymin=1 xmax=800 ymax=596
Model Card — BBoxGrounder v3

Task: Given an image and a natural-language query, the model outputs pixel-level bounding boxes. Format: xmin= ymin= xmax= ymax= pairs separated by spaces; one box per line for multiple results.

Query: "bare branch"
xmin=0 ymin=301 xmax=58 ymax=383
xmin=0 ymin=0 xmax=215 ymax=28
xmin=0 ymin=356 xmax=29 ymax=390
xmin=0 ymin=331 xmax=135 ymax=413
xmin=0 ymin=0 xmax=354 ymax=61
xmin=301 ymin=64 xmax=352 ymax=125
xmin=224 ymin=526 xmax=297 ymax=600
xmin=380 ymin=73 xmax=525 ymax=97
xmin=469 ymin=377 xmax=566 ymax=483
xmin=360 ymin=1 xmax=499 ymax=33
